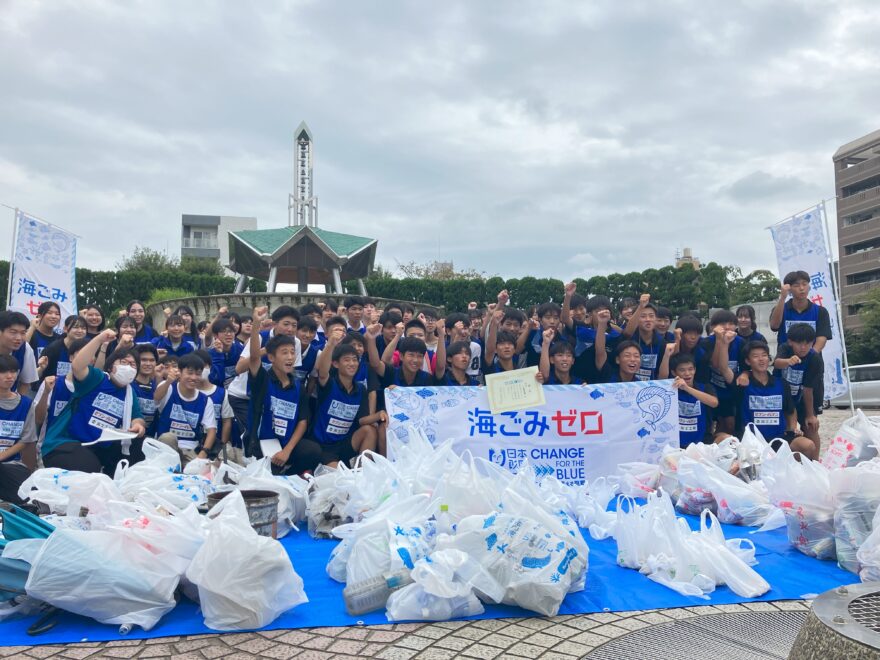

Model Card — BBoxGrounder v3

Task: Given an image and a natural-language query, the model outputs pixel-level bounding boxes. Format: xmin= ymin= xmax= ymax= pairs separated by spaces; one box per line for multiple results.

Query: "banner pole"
xmin=5 ymin=208 xmax=18 ymax=311
xmin=820 ymin=201 xmax=856 ymax=414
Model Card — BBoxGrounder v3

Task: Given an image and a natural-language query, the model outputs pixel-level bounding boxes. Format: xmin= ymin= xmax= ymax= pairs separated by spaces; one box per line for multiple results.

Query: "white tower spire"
xmin=288 ymin=121 xmax=318 ymax=227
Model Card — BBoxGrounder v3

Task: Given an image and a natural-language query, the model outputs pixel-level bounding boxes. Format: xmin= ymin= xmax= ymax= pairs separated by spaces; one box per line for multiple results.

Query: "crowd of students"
xmin=0 ymin=268 xmax=832 ymax=502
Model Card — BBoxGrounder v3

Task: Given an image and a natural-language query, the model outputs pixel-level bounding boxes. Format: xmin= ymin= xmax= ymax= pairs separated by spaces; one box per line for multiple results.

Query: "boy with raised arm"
xmin=622 ymin=294 xmax=667 ymax=380
xmin=670 ymin=353 xmax=718 ymax=447
xmin=366 ymin=323 xmax=434 ymax=388
xmin=539 ymin=328 xmax=583 ymax=385
xmin=769 ymin=271 xmax=832 ymax=349
xmin=774 ymin=323 xmax=824 ymax=456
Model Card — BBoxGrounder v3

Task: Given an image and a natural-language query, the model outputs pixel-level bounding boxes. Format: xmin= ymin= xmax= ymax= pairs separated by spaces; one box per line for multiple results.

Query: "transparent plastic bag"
xmin=25 ymin=529 xmax=179 ymax=631
xmin=821 ymin=410 xmax=880 ymax=469
xmin=615 ymin=462 xmax=660 ymax=497
xmin=186 ymin=491 xmax=307 ymax=630
xmin=831 ymin=461 xmax=880 ymax=573
xmin=18 ymin=468 xmax=123 ymax=517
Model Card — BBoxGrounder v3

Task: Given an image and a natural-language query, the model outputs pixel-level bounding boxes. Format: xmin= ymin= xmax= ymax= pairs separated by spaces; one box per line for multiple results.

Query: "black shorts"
xmin=796 ymin=400 xmax=821 ymax=428
xmin=317 ymin=437 xmax=358 ymax=466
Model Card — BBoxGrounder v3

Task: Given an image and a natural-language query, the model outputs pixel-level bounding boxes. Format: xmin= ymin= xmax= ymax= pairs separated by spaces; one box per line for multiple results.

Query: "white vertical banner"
xmin=6 ymin=209 xmax=78 ymax=322
xmin=769 ymin=205 xmax=848 ymax=399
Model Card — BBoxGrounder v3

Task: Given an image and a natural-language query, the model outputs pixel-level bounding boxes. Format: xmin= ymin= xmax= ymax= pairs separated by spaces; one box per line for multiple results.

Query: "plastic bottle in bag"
xmin=343 ymin=569 xmax=413 ymax=615
xmin=435 ymin=504 xmax=454 ymax=536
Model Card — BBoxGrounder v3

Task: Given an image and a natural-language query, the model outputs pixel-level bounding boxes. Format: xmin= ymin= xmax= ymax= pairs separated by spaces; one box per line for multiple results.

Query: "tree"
xmin=116 ymin=247 xmax=178 ymax=272
xmin=180 ymin=256 xmax=225 ymax=277
xmin=729 ymin=269 xmax=780 ymax=305
xmin=395 ymin=259 xmax=487 ymax=281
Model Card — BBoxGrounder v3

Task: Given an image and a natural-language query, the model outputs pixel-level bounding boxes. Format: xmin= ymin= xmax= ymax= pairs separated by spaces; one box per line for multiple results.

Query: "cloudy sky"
xmin=1 ymin=1 xmax=879 ymax=280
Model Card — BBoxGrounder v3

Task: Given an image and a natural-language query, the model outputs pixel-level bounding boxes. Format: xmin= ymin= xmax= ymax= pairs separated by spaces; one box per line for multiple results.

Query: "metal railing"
xmin=181 ymin=237 xmax=219 ymax=249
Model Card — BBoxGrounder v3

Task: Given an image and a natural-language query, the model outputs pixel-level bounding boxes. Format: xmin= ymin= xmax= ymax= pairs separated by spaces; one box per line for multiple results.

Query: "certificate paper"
xmin=484 ymin=366 xmax=546 ymax=414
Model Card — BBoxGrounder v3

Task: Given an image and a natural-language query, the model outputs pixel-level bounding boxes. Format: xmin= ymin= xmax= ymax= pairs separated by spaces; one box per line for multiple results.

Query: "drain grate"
xmin=585 ymin=611 xmax=807 ymax=660
xmin=849 ymin=592 xmax=880 ymax=633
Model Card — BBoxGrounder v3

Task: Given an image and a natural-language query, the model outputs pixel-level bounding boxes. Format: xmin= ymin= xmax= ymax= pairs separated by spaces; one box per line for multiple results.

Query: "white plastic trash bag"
xmin=615 ymin=462 xmax=660 ymax=497
xmin=831 ymin=461 xmax=880 ymax=574
xmin=186 ymin=490 xmax=307 ymax=630
xmin=822 ymin=410 xmax=880 ymax=470
xmin=25 ymin=529 xmax=179 ymax=631
xmin=17 ymin=468 xmax=122 ymax=517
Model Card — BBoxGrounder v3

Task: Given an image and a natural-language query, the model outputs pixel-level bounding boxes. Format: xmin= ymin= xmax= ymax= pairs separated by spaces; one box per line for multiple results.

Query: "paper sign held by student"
xmin=484 ymin=366 xmax=546 ymax=414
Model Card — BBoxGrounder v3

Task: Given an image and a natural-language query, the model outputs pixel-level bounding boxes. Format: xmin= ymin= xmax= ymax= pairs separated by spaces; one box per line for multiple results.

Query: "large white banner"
xmin=769 ymin=205 xmax=848 ymax=399
xmin=386 ymin=380 xmax=679 ymax=485
xmin=6 ymin=210 xmax=77 ymax=322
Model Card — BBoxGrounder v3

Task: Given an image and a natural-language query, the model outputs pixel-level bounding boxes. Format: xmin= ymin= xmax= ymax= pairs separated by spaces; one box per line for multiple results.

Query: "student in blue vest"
xmin=310 ymin=326 xmax=379 ymax=466
xmin=519 ymin=302 xmax=563 ymax=368
xmin=621 ymin=294 xmax=668 ymax=381
xmin=153 ymin=353 xmax=217 ymax=467
xmin=343 ymin=296 xmax=367 ymax=334
xmin=434 ymin=325 xmax=481 ymax=386
xmin=656 ymin=307 xmax=676 ymax=344
xmin=125 ymin=300 xmax=157 ymax=345
xmin=41 ymin=329 xmax=147 ymax=474
xmin=227 ymin=305 xmax=302 ymax=438
xmin=769 ymin=270 xmax=832 ymax=349
xmin=103 ymin=316 xmax=138 ymax=359
xmin=735 ymin=305 xmax=767 ymax=344
xmin=0 ymin=355 xmax=37 ymax=504
xmin=483 ymin=310 xmax=521 ymax=375
xmin=717 ymin=338 xmax=816 ymax=459
xmin=596 ymin=340 xmax=642 ymax=383
xmin=702 ymin=311 xmax=747 ymax=435
xmin=34 ymin=337 xmax=91 ymax=433
xmin=366 ymin=324 xmax=434 ymax=388
xmin=571 ymin=294 xmax=624 ymax=384
xmin=132 ymin=344 xmax=159 ymax=435
xmin=0 ymin=311 xmax=38 ymax=393
xmin=669 ymin=353 xmax=718 ymax=447
xmin=192 ymin=350 xmax=234 ymax=462
xmin=294 ymin=316 xmax=319 ymax=386
xmin=35 ymin=315 xmax=87 ymax=387
xmin=234 ymin=313 xmax=253 ymax=350
xmin=539 ymin=328 xmax=583 ymax=385
xmin=25 ymin=301 xmax=62 ymax=360
xmin=170 ymin=305 xmax=202 ymax=351
xmin=774 ymin=323 xmax=824 ymax=457
xmin=151 ymin=314 xmax=195 ymax=359
xmin=246 ymin=319 xmax=316 ymax=472
xmin=208 ymin=318 xmax=243 ymax=388
xmin=81 ymin=304 xmax=106 ymax=339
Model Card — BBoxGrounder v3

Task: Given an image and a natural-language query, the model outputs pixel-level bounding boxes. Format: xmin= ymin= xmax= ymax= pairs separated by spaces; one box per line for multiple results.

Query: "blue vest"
xmin=313 ymin=378 xmax=364 ymax=445
xmin=46 ymin=378 xmax=74 ymax=431
xmin=206 ymin=386 xmax=226 ymax=429
xmin=32 ymin=331 xmax=58 ymax=358
xmin=134 ymin=325 xmax=157 ymax=345
xmin=354 ymin=357 xmax=370 ymax=389
xmin=257 ymin=377 xmax=303 ymax=446
xmin=634 ymin=333 xmax=663 ymax=381
xmin=10 ymin=343 xmax=28 ymax=393
xmin=210 ymin=344 xmax=243 ymax=387
xmin=133 ymin=379 xmax=157 ymax=429
xmin=182 ymin=333 xmax=202 ymax=351
xmin=706 ymin=335 xmax=745 ymax=398
xmin=0 ymin=395 xmax=31 ymax=462
xmin=778 ymin=301 xmax=820 ymax=344
xmin=295 ymin=346 xmax=318 ymax=384
xmin=68 ymin=375 xmax=130 ymax=443
xmin=781 ymin=349 xmax=816 ymax=404
xmin=574 ymin=325 xmax=621 ymax=357
xmin=438 ymin=370 xmax=480 ymax=386
xmin=740 ymin=376 xmax=787 ymax=439
xmin=391 ymin=367 xmax=433 ymax=388
xmin=151 ymin=336 xmax=194 ymax=358
xmin=55 ymin=344 xmax=72 ymax=378
xmin=546 ymin=371 xmax=583 ymax=385
xmin=154 ymin=383 xmax=207 ymax=447
xmin=678 ymin=385 xmax=710 ymax=447
xmin=313 ymin=330 xmax=327 ymax=351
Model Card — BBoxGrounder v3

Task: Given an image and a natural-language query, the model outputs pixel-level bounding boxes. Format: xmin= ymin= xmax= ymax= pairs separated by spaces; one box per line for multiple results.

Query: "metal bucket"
xmin=206 ymin=489 xmax=280 ymax=538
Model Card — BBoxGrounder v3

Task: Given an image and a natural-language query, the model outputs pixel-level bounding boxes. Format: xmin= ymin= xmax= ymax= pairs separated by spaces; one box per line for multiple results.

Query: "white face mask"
xmin=201 ymin=367 xmax=211 ymax=381
xmin=113 ymin=364 xmax=137 ymax=386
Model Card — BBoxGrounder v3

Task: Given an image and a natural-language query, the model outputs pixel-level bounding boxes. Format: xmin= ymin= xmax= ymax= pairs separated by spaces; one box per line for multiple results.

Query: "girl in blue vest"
xmin=38 ymin=315 xmax=88 ymax=382
xmin=208 ymin=318 xmax=243 ymax=387
xmin=125 ymin=300 xmax=157 ymax=345
xmin=669 ymin=353 xmax=718 ymax=447
xmin=0 ymin=355 xmax=37 ymax=504
xmin=171 ymin=305 xmax=202 ymax=351
xmin=41 ymin=329 xmax=147 ymax=474
xmin=26 ymin=301 xmax=62 ymax=360
xmin=735 ymin=305 xmax=767 ymax=344
xmin=718 ymin=338 xmax=816 ymax=460
xmin=773 ymin=323 xmax=824 ymax=457
xmin=246 ymin=328 xmax=315 ymax=474
xmin=311 ymin=326 xmax=381 ymax=465
xmin=153 ymin=353 xmax=217 ymax=467
xmin=151 ymin=315 xmax=195 ymax=359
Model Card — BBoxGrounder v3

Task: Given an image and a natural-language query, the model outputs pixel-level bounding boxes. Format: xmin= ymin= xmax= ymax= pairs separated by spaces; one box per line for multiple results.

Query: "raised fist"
xmin=564 ymin=281 xmax=577 ymax=296
xmin=468 ymin=301 xmax=478 ymax=310
xmin=639 ymin=293 xmax=651 ymax=306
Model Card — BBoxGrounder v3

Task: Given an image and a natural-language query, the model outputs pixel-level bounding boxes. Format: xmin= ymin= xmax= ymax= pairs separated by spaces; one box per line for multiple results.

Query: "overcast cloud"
xmin=1 ymin=0 xmax=879 ymax=280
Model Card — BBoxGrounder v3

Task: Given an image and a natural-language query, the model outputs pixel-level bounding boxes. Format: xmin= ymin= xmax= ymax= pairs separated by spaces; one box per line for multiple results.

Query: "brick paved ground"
xmin=3 ymin=407 xmax=869 ymax=659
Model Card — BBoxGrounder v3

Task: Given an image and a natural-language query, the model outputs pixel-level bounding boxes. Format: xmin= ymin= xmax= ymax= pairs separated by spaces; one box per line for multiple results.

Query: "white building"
xmin=181 ymin=214 xmax=257 ymax=275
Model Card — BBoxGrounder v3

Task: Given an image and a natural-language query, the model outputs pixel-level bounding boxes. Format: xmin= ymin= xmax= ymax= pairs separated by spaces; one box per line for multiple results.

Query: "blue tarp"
xmin=0 ymin=516 xmax=856 ymax=646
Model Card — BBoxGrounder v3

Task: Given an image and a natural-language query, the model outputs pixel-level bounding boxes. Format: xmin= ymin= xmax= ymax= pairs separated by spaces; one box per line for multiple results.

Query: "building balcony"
xmin=836 ymin=157 xmax=880 ymax=189
xmin=837 ymin=186 xmax=880 ymax=216
xmin=842 ymin=280 xmax=880 ymax=296
xmin=182 ymin=237 xmax=219 ymax=250
xmin=841 ymin=246 xmax=880 ymax=267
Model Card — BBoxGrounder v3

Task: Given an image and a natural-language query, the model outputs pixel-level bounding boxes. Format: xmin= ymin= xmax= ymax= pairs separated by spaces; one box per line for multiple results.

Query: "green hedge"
xmin=350 ymin=263 xmax=733 ymax=315
xmin=0 ymin=260 xmax=265 ymax=315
